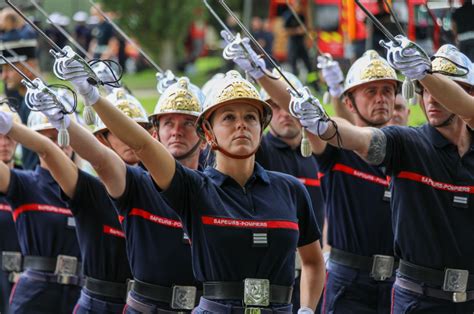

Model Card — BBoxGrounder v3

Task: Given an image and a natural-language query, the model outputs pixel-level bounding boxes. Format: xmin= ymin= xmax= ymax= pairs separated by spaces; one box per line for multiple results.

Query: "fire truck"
xmin=268 ymin=0 xmax=461 ymax=61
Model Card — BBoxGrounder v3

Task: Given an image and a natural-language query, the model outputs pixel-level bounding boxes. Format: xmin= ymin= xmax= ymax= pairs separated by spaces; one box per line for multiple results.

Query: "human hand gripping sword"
xmin=380 ymin=0 xmax=416 ymax=103
xmin=354 ymin=0 xmax=430 ymax=100
xmin=216 ymin=0 xmax=334 ymax=157
xmin=29 ymin=0 xmax=125 ymax=125
xmin=0 ymin=55 xmax=77 ymax=148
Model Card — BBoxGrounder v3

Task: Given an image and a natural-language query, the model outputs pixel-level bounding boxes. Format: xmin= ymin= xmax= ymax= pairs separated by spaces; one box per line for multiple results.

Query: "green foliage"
xmin=100 ymin=0 xmax=203 ymax=60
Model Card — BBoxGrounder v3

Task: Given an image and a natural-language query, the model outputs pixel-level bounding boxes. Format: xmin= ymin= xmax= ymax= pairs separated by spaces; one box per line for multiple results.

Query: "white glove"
xmin=221 ymin=30 xmax=266 ymax=80
xmin=381 ymin=35 xmax=431 ymax=81
xmin=318 ymin=56 xmax=344 ymax=97
xmin=25 ymin=89 xmax=70 ymax=130
xmin=289 ymin=86 xmax=329 ymax=136
xmin=90 ymin=61 xmax=119 ymax=95
xmin=53 ymin=46 xmax=100 ymax=106
xmin=0 ymin=111 xmax=13 ymax=135
xmin=297 ymin=307 xmax=314 ymax=314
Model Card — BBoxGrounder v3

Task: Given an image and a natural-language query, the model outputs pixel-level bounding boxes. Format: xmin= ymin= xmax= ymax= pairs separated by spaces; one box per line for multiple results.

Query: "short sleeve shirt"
xmin=113 ymin=166 xmax=196 ymax=287
xmin=6 ymin=166 xmax=80 ymax=259
xmin=256 ymin=133 xmax=325 ymax=230
xmin=0 ymin=195 xmax=21 ymax=253
xmin=63 ymin=170 xmax=131 ymax=282
xmin=161 ymin=162 xmax=320 ymax=286
xmin=381 ymin=124 xmax=474 ymax=271
xmin=316 ymin=144 xmax=394 ymax=256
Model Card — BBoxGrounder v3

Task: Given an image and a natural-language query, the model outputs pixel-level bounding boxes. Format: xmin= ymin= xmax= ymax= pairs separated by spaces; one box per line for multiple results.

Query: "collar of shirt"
xmin=205 ymin=162 xmax=271 ymax=188
xmin=424 ymin=123 xmax=474 ymax=150
xmin=267 ymin=132 xmax=294 ymax=150
xmin=35 ymin=165 xmax=56 ymax=183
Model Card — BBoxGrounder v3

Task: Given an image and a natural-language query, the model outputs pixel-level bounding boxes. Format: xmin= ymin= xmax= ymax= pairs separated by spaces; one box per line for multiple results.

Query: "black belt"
xmin=330 ymin=248 xmax=399 ymax=271
xmin=23 ymin=256 xmax=57 ymax=272
xmin=203 ymin=281 xmax=293 ymax=305
xmin=85 ymin=277 xmax=128 ymax=299
xmin=131 ymin=279 xmax=200 ymax=310
xmin=396 ymin=277 xmax=474 ymax=303
xmin=399 ymin=260 xmax=474 ymax=290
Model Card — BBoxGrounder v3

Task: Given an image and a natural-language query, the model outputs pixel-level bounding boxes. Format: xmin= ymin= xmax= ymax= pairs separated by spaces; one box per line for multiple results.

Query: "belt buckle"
xmin=443 ymin=268 xmax=469 ymax=303
xmin=370 ymin=255 xmax=394 ymax=281
xmin=55 ymin=255 xmax=78 ymax=285
xmin=2 ymin=251 xmax=22 ymax=272
xmin=171 ymin=285 xmax=197 ymax=310
xmin=244 ymin=278 xmax=270 ymax=307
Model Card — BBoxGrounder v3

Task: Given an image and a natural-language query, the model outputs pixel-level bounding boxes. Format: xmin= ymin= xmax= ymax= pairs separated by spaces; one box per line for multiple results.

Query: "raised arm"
xmin=49 ymin=51 xmax=177 ymax=190
xmin=90 ymin=96 xmax=176 ymax=190
xmin=0 ymin=112 xmax=78 ymax=197
xmin=419 ymin=73 xmax=474 ymax=117
xmin=291 ymin=88 xmax=386 ymax=164
xmin=67 ymin=120 xmax=127 ymax=198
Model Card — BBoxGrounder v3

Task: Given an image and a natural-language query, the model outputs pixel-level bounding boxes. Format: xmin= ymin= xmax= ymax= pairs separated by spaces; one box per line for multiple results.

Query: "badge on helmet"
xmin=431 ymin=45 xmax=474 ymax=88
xmin=150 ymin=77 xmax=203 ymax=124
xmin=196 ymin=70 xmax=272 ymax=139
xmin=93 ymin=88 xmax=149 ymax=135
xmin=343 ymin=50 xmax=400 ymax=95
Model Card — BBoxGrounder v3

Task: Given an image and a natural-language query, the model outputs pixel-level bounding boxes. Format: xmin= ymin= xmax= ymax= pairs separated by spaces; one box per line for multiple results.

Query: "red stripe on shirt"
xmin=397 ymin=171 xmax=474 ymax=194
xmin=103 ymin=225 xmax=125 ymax=238
xmin=332 ymin=163 xmax=389 ymax=187
xmin=0 ymin=204 xmax=11 ymax=212
xmin=129 ymin=208 xmax=183 ymax=228
xmin=201 ymin=216 xmax=299 ymax=231
xmin=298 ymin=177 xmax=321 ymax=187
xmin=13 ymin=203 xmax=72 ymax=221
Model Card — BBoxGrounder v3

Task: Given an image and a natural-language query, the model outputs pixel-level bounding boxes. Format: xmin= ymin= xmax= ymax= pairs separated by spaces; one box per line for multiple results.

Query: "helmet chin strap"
xmin=432 ymin=114 xmax=456 ymax=128
xmin=348 ymin=93 xmax=388 ymax=128
xmin=174 ymin=139 xmax=202 ymax=161
xmin=202 ymin=120 xmax=259 ymax=160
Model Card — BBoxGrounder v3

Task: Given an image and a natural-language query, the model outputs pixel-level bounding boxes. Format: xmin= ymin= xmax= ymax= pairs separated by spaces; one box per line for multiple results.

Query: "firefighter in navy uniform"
xmin=27 ymin=82 xmax=203 ymax=313
xmin=220 ymin=31 xmax=398 ymax=313
xmin=290 ymin=41 xmax=474 ymax=312
xmin=0 ymin=104 xmax=21 ymax=314
xmin=0 ymin=111 xmax=81 ymax=313
xmin=19 ymin=88 xmax=133 ymax=312
xmin=257 ymin=70 xmax=326 ymax=313
xmin=55 ymin=50 xmax=326 ymax=313
xmin=381 ymin=40 xmax=474 ymax=312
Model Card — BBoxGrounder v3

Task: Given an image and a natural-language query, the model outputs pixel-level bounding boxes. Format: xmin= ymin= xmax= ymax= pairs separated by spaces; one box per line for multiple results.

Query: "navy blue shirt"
xmin=114 ymin=166 xmax=196 ymax=287
xmin=63 ymin=170 xmax=131 ymax=283
xmin=256 ymin=132 xmax=325 ymax=230
xmin=6 ymin=166 xmax=80 ymax=259
xmin=162 ymin=162 xmax=320 ymax=286
xmin=316 ymin=144 xmax=394 ymax=257
xmin=0 ymin=195 xmax=20 ymax=253
xmin=382 ymin=124 xmax=474 ymax=271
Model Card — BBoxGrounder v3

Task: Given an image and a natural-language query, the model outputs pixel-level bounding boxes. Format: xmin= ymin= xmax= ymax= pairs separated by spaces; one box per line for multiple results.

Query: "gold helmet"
xmin=149 ymin=77 xmax=203 ymax=122
xmin=431 ymin=45 xmax=474 ymax=88
xmin=27 ymin=111 xmax=78 ymax=132
xmin=0 ymin=103 xmax=21 ymax=124
xmin=93 ymin=88 xmax=149 ymax=135
xmin=343 ymin=50 xmax=400 ymax=95
xmin=259 ymin=69 xmax=303 ymax=103
xmin=196 ymin=70 xmax=272 ymax=139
